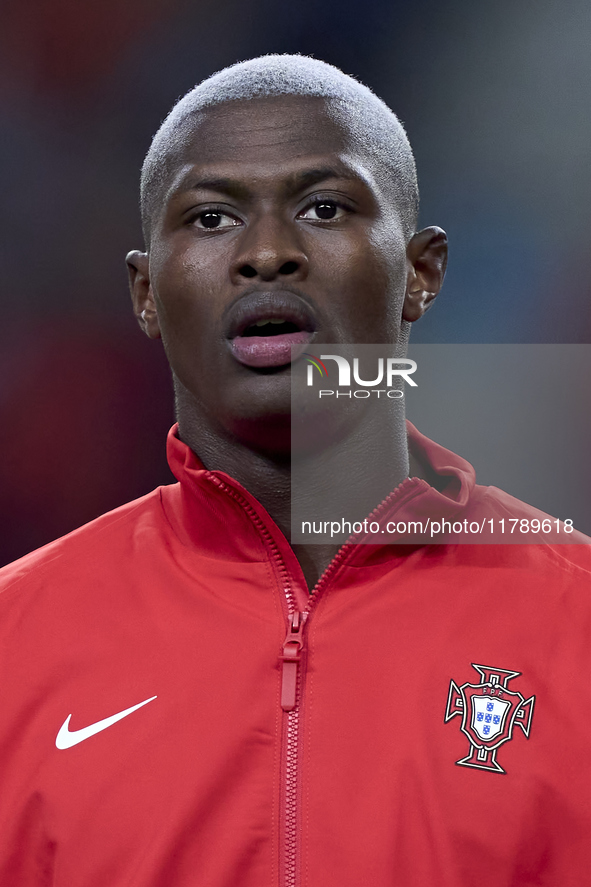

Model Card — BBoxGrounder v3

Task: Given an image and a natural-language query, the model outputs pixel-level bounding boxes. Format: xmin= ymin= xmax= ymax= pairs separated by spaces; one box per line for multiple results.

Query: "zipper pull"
xmin=281 ymin=611 xmax=308 ymax=711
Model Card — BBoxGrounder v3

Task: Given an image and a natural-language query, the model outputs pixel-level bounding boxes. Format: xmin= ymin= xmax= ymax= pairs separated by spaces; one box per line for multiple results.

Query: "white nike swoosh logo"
xmin=55 ymin=695 xmax=157 ymax=749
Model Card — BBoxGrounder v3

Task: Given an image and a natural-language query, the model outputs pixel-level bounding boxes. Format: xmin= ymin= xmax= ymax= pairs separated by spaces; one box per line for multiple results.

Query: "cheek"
xmin=147 ymin=246 xmax=231 ymax=398
xmin=329 ymin=228 xmax=407 ymax=334
xmin=364 ymin=222 xmax=407 ymax=284
xmin=150 ymin=245 xmax=220 ymax=337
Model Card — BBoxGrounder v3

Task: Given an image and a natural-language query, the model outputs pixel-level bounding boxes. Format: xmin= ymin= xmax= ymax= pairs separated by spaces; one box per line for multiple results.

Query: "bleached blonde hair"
xmin=140 ymin=54 xmax=419 ymax=245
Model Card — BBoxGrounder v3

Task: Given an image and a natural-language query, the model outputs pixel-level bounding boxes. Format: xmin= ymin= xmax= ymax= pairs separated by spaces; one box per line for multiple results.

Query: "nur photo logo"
xmin=303 ymin=353 xmax=329 ymax=379
xmin=303 ymin=351 xmax=417 ymax=398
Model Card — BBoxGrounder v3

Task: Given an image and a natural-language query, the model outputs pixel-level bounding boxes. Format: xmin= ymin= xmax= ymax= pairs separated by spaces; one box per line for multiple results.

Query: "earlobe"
xmin=403 ymin=227 xmax=448 ymax=323
xmin=126 ymin=250 xmax=161 ymax=340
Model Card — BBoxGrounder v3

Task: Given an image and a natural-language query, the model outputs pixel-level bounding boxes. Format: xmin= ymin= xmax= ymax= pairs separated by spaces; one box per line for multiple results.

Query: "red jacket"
xmin=0 ymin=424 xmax=590 ymax=886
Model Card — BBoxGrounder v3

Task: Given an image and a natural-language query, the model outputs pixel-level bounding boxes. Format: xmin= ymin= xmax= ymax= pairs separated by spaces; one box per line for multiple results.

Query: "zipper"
xmin=203 ymin=474 xmax=305 ymax=885
xmin=279 ymin=475 xmax=428 ymax=886
xmin=278 ymin=533 xmax=363 ymax=887
xmin=281 ymin=611 xmax=308 ymax=711
xmin=204 ymin=470 xmax=422 ymax=887
xmin=282 ymin=670 xmax=301 ymax=887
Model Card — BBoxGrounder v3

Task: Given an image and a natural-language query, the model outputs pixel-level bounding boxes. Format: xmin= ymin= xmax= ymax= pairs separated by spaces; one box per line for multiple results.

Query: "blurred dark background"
xmin=1 ymin=0 xmax=590 ymax=564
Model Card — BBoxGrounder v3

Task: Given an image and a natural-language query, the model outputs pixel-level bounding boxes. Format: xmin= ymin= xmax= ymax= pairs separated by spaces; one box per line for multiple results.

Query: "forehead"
xmin=181 ymin=95 xmax=349 ymax=154
xmin=164 ymin=95 xmax=379 ymax=196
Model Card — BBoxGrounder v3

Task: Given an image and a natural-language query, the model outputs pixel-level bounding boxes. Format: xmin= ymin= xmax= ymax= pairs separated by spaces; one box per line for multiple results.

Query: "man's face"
xmin=128 ymin=95 xmax=442 ymax=450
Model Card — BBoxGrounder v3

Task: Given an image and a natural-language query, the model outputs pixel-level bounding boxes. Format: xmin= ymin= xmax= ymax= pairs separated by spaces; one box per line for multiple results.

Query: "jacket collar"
xmin=162 ymin=422 xmax=478 ymax=562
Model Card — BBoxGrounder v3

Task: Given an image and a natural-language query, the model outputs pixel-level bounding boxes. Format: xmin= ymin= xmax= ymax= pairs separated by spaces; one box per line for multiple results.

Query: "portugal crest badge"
xmin=444 ymin=664 xmax=535 ymax=773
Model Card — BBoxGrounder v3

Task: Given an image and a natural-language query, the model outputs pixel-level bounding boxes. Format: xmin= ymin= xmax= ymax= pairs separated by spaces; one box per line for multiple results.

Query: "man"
xmin=0 ymin=55 xmax=590 ymax=887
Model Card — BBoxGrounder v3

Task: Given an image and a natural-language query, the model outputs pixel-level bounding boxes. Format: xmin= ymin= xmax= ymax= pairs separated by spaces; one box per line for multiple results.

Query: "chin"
xmin=224 ymin=369 xmax=293 ymax=415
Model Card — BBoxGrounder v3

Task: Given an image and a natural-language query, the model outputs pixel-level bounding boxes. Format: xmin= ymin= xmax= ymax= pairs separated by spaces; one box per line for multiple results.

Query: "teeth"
xmin=255 ymin=318 xmax=285 ymax=326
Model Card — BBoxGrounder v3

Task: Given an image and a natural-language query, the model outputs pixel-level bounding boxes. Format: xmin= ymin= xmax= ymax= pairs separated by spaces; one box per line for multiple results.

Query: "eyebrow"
xmin=182 ymin=176 xmax=251 ymax=200
xmin=284 ymin=165 xmax=361 ymax=192
xmin=178 ymin=165 xmax=363 ymax=201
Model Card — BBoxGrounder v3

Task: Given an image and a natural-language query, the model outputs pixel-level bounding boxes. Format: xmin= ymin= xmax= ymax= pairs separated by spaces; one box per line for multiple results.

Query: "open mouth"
xmin=226 ymin=295 xmax=316 ymax=369
xmin=242 ymin=319 xmax=303 ymax=337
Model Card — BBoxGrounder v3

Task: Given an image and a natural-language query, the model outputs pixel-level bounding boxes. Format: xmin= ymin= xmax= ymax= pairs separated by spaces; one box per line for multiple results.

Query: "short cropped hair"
xmin=140 ymin=54 xmax=419 ymax=245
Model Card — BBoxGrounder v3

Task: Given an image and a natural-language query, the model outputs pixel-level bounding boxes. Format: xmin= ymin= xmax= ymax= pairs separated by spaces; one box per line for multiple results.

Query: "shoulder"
xmin=0 ymin=486 xmax=172 ymax=603
xmin=468 ymin=483 xmax=591 ymax=576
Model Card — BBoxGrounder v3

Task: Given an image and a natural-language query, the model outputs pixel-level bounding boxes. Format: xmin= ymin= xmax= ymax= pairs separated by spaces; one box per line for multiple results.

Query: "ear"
xmin=403 ymin=227 xmax=448 ymax=323
xmin=126 ymin=250 xmax=161 ymax=339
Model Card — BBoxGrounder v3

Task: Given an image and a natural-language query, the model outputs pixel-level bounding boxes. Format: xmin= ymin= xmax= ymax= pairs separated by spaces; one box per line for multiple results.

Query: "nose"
xmin=230 ymin=213 xmax=309 ymax=283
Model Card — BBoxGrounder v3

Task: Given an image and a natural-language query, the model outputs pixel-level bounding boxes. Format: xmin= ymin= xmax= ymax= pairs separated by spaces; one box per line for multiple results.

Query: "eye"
xmin=297 ymin=199 xmax=348 ymax=222
xmin=191 ymin=210 xmax=241 ymax=230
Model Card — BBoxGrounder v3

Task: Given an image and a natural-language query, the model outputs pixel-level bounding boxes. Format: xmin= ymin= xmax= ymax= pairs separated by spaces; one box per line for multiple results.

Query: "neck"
xmin=176 ymin=385 xmax=411 ymax=590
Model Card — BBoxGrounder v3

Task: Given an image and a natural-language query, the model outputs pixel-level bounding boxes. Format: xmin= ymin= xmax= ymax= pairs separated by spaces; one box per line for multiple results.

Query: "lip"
xmin=224 ymin=290 xmax=317 ymax=369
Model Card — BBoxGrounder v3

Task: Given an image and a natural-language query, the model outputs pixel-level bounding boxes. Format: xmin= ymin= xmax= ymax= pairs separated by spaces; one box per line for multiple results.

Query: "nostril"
xmin=279 ymin=261 xmax=299 ymax=275
xmin=238 ymin=265 xmax=257 ymax=279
